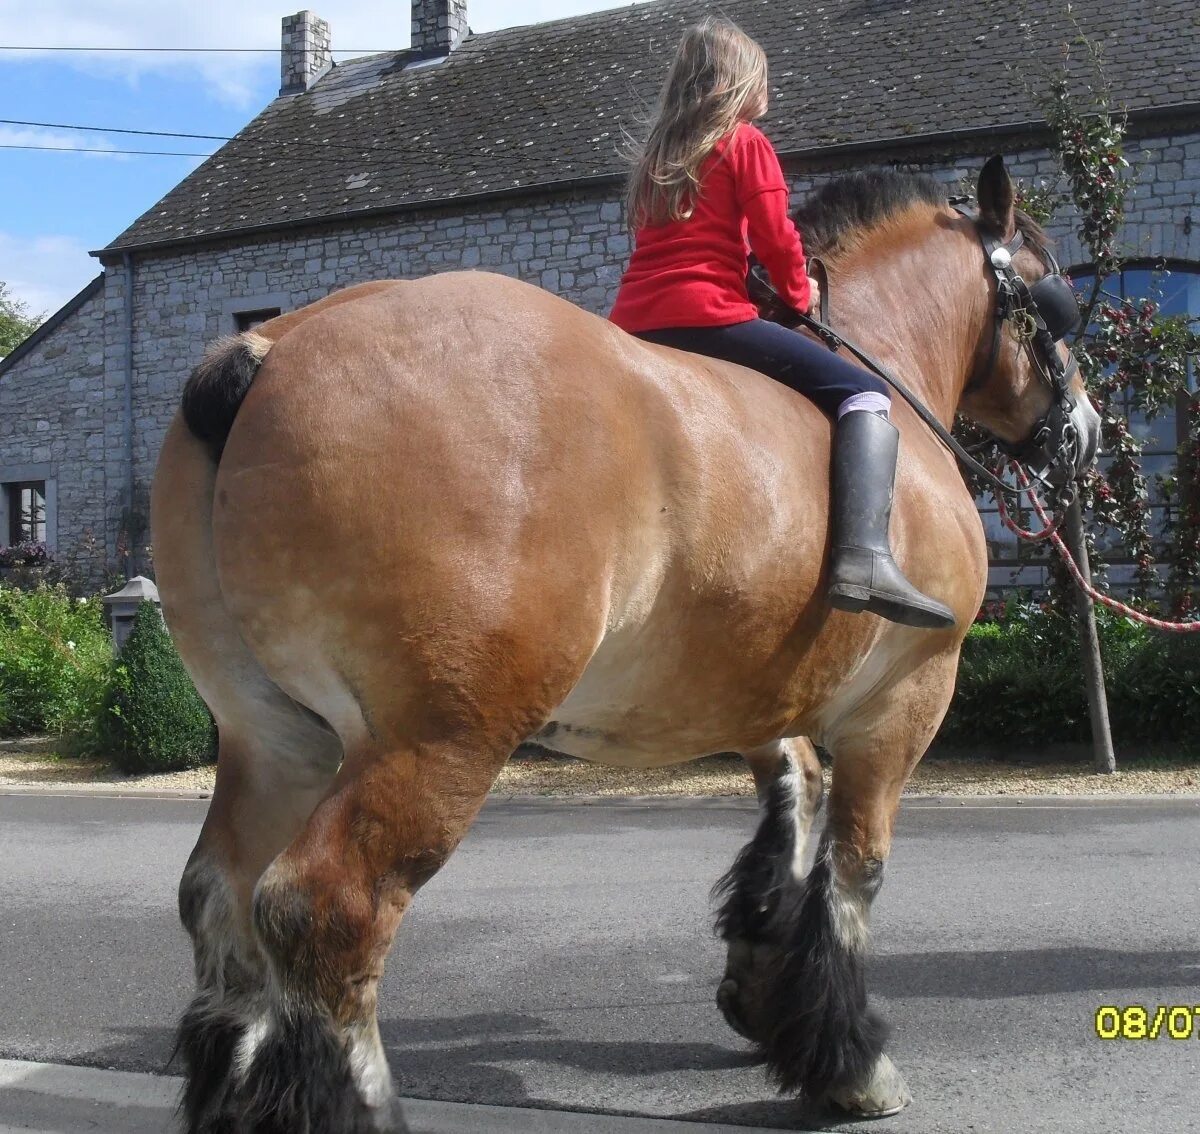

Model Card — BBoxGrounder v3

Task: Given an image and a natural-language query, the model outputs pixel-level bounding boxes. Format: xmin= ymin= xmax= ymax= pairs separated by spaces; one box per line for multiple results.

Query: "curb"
xmin=0 ymin=786 xmax=211 ymax=800
xmin=0 ymin=1059 xmax=815 ymax=1134
xmin=4 ymin=785 xmax=1200 ymax=806
xmin=902 ymin=793 xmax=1200 ymax=806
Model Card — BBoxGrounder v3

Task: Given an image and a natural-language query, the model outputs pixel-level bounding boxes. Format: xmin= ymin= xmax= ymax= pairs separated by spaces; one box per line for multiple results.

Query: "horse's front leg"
xmin=714 ymin=737 xmax=824 ymax=1040
xmin=714 ymin=662 xmax=955 ymax=1118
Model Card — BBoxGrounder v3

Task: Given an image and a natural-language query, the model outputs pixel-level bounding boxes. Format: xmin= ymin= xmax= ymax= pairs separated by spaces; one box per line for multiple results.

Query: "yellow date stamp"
xmin=1095 ymin=1005 xmax=1200 ymax=1040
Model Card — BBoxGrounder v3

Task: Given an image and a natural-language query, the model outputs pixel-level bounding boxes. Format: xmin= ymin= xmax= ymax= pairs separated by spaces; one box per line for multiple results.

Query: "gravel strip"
xmin=3 ymin=737 xmax=1198 ymax=798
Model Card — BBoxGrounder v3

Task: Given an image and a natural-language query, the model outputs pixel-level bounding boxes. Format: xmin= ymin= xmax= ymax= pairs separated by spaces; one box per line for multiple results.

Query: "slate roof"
xmin=103 ymin=0 xmax=1200 ymax=254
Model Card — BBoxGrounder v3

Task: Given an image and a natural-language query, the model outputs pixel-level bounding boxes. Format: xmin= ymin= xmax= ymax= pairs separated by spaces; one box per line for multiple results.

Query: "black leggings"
xmin=636 ymin=318 xmax=889 ymax=418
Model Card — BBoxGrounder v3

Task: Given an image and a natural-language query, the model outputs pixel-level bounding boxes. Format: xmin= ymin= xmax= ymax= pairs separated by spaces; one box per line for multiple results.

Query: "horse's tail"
xmin=181 ymin=331 xmax=272 ymax=462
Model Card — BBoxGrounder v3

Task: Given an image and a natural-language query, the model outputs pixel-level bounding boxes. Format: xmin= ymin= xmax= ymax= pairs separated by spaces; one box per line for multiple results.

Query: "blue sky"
xmin=0 ymin=0 xmax=640 ymax=318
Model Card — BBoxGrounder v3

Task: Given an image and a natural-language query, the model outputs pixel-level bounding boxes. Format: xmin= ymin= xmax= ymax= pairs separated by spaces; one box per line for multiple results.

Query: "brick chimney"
xmin=280 ymin=11 xmax=332 ymax=96
xmin=411 ymin=0 xmax=468 ymax=59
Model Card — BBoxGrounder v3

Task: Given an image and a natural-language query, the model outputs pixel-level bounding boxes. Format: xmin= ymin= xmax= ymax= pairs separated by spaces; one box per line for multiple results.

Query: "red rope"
xmin=997 ymin=462 xmax=1200 ymax=633
xmin=996 ymin=463 xmax=1064 ymax=541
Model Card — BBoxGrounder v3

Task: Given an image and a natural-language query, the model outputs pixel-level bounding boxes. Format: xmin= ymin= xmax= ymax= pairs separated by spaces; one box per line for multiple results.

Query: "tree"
xmin=98 ymin=601 xmax=217 ymax=773
xmin=0 ymin=282 xmax=44 ymax=358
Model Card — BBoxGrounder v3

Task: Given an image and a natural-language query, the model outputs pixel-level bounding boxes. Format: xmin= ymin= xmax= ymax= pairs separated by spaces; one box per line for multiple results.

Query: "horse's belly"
xmin=528 ymin=624 xmax=780 ymax=768
xmin=528 ymin=720 xmax=717 ymax=768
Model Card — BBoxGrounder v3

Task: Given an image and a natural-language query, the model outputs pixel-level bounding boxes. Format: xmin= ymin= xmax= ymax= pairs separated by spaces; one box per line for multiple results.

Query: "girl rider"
xmin=610 ymin=17 xmax=954 ymax=630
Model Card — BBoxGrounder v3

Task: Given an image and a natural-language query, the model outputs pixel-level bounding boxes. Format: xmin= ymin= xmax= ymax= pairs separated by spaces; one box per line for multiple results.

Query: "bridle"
xmin=747 ymin=196 xmax=1088 ymax=502
xmin=949 ymin=197 xmax=1083 ymax=494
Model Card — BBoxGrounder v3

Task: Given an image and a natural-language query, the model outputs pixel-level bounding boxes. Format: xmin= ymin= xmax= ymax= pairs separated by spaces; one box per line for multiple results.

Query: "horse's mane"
xmin=793 ymin=170 xmax=1050 ymax=264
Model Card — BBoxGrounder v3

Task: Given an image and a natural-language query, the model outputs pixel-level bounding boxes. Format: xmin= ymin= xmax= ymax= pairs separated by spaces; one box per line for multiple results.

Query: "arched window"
xmin=1068 ymin=258 xmax=1200 ymax=400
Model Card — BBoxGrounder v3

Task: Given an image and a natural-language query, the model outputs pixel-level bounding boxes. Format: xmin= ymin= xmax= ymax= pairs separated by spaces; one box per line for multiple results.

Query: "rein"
xmin=751 ymin=197 xmax=1085 ymax=501
xmin=751 ymin=259 xmax=1029 ymax=500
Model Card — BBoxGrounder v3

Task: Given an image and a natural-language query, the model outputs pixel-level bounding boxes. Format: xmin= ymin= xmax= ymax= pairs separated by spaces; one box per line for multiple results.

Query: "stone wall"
xmin=107 ymin=188 xmax=633 ymax=573
xmin=3 ymin=128 xmax=1196 ymax=587
xmin=0 ymin=281 xmax=111 ymax=581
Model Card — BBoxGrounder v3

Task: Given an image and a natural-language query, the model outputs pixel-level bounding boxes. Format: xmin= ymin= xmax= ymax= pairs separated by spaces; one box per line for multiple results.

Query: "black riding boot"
xmin=827 ymin=411 xmax=956 ymax=629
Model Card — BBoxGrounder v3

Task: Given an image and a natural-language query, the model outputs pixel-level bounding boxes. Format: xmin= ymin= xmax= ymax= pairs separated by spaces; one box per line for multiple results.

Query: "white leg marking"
xmin=772 ymin=761 xmax=812 ymax=882
xmin=762 ymin=741 xmax=820 ymax=882
xmin=825 ymin=844 xmax=872 ymax=954
xmin=347 ymin=1019 xmax=394 ymax=1109
xmin=233 ymin=1013 xmax=271 ymax=1079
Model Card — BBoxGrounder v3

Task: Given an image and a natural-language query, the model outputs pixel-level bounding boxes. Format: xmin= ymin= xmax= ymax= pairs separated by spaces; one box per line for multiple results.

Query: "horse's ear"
xmin=976 ymin=155 xmax=1016 ymax=241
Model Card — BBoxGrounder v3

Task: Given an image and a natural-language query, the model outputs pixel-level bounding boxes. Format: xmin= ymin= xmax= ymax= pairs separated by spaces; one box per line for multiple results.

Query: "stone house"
xmin=1 ymin=0 xmax=1197 ymax=593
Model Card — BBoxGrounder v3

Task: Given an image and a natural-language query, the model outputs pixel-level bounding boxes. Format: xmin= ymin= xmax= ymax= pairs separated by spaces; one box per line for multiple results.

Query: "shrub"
xmin=0 ymin=584 xmax=111 ymax=737
xmin=942 ymin=604 xmax=1089 ymax=746
xmin=97 ymin=601 xmax=216 ymax=773
xmin=1106 ymin=628 xmax=1200 ymax=745
xmin=0 ymin=542 xmax=77 ymax=593
xmin=0 ymin=535 xmax=128 ymax=598
xmin=941 ymin=601 xmax=1200 ymax=754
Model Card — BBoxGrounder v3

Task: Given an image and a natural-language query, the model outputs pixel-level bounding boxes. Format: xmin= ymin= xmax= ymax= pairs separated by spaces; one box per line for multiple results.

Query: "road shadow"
xmin=674 ymin=1099 xmax=855 ymax=1131
xmin=870 ymin=945 xmax=1200 ymax=999
xmin=50 ymin=943 xmax=1200 ymax=1129
xmin=42 ymin=1025 xmax=181 ymax=1078
xmin=379 ymin=1010 xmax=759 ymax=1106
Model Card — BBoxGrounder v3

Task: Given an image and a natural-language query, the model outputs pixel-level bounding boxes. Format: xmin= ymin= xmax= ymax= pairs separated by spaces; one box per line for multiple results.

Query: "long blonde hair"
xmin=625 ymin=17 xmax=768 ymax=228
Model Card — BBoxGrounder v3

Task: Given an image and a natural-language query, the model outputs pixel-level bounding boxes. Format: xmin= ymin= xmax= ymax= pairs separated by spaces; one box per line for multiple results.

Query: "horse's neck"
xmin=824 ymin=228 xmax=979 ymax=426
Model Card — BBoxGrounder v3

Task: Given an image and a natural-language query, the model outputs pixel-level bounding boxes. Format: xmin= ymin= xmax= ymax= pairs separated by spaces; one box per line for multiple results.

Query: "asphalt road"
xmin=1 ymin=792 xmax=1198 ymax=1133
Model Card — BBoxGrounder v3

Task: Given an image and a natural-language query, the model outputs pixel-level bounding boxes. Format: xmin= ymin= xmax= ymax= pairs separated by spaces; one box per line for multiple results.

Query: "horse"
xmin=151 ymin=155 xmax=1100 ymax=1132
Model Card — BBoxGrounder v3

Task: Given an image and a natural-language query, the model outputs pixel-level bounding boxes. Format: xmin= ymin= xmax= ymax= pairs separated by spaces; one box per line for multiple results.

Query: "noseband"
xmin=950 ymin=199 xmax=1083 ymax=492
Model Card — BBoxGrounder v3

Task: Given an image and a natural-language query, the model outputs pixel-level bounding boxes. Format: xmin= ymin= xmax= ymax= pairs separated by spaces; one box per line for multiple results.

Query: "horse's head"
xmin=954 ymin=156 xmax=1102 ymax=490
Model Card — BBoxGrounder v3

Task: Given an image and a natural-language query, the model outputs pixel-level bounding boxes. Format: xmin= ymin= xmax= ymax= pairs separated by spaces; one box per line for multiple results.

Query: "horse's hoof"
xmin=823 ymin=1053 xmax=913 ymax=1119
xmin=716 ymin=976 xmax=757 ymax=1041
xmin=717 ymin=938 xmax=775 ymax=1042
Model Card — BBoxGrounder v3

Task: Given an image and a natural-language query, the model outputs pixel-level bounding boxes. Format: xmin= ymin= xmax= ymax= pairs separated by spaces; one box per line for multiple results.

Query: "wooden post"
xmin=1064 ymin=500 xmax=1116 ymax=774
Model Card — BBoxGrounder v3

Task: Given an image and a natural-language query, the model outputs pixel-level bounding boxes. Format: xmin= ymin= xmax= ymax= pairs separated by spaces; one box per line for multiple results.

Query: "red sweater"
xmin=608 ymin=122 xmax=811 ymax=333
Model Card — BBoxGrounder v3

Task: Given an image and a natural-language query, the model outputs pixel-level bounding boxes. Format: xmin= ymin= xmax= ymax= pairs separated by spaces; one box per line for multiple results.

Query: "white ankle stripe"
xmin=837 ymin=392 xmax=891 ymax=419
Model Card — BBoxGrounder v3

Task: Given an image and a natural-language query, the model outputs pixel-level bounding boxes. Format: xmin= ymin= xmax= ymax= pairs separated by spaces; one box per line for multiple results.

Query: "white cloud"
xmin=0 ymin=125 xmax=131 ymax=160
xmin=0 ymin=232 xmax=100 ymax=319
xmin=0 ymin=3 xmax=280 ymax=108
xmin=0 ymin=1 xmax=641 ymax=107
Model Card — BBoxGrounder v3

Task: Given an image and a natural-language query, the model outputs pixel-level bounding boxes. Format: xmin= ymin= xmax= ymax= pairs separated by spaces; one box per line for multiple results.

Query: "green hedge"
xmin=0 ymin=585 xmax=112 ymax=737
xmin=96 ymin=601 xmax=217 ymax=773
xmin=1 ymin=586 xmax=217 ymax=773
xmin=3 ymin=585 xmax=1197 ymax=767
xmin=941 ymin=603 xmax=1200 ymax=751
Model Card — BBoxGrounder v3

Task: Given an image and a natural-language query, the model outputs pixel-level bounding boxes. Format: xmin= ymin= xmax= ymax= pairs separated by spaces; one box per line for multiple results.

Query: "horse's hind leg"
xmin=236 ymin=733 xmax=511 ymax=1133
xmin=714 ymin=737 xmax=824 ymax=1040
xmin=152 ymin=416 xmax=345 ymax=1132
xmin=176 ymin=678 xmax=341 ymax=1133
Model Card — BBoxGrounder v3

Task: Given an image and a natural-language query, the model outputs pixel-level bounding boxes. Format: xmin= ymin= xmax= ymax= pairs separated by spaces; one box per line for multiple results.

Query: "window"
xmin=234 ymin=307 xmax=281 ymax=332
xmin=5 ymin=481 xmax=47 ymax=546
xmin=1073 ymin=261 xmax=1200 ymax=404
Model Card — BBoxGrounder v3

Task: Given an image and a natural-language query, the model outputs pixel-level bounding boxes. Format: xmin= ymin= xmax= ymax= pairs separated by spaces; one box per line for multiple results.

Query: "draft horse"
xmin=152 ymin=156 xmax=1100 ymax=1131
